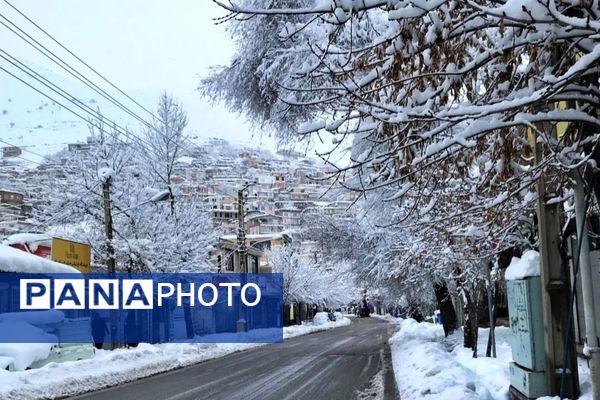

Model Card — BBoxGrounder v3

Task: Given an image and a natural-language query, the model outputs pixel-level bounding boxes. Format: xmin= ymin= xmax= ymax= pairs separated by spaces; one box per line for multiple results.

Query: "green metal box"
xmin=506 ymin=277 xmax=545 ymax=371
xmin=509 ymin=362 xmax=548 ymax=399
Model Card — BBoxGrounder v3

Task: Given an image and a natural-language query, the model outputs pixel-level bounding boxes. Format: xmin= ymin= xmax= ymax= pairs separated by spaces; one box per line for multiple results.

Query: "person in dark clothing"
xmin=91 ymin=312 xmax=109 ymax=350
xmin=125 ymin=311 xmax=139 ymax=348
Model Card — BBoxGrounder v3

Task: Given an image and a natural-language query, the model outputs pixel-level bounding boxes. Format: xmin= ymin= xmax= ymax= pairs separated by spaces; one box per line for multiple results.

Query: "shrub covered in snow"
xmin=312 ymin=312 xmax=330 ymax=326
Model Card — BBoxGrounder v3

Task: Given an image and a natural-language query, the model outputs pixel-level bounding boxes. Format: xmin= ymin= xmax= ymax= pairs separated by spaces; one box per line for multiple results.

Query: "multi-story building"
xmin=0 ymin=189 xmax=34 ymax=235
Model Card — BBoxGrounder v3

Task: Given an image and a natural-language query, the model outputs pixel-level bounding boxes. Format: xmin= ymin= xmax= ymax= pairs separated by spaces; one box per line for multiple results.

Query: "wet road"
xmin=70 ymin=317 xmax=398 ymax=400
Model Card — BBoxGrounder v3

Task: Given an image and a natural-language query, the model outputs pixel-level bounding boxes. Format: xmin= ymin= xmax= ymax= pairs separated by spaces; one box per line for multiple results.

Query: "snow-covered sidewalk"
xmin=0 ymin=316 xmax=351 ymax=400
xmin=388 ymin=318 xmax=593 ymax=400
xmin=389 ymin=319 xmax=512 ymax=399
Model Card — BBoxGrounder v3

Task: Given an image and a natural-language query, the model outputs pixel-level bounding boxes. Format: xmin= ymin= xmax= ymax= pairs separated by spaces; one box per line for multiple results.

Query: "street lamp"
xmin=113 ymin=190 xmax=171 ymax=216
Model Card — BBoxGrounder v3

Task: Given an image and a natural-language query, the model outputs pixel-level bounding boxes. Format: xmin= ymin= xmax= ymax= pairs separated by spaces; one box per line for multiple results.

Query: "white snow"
xmin=0 ymin=323 xmax=57 ymax=371
xmin=0 ymin=317 xmax=351 ymax=399
xmin=175 ymin=156 xmax=194 ymax=165
xmin=0 ymin=245 xmax=80 ymax=273
xmin=149 ymin=189 xmax=170 ymax=202
xmin=312 ymin=312 xmax=330 ymax=325
xmin=4 ymin=233 xmax=52 ymax=252
xmin=284 ymin=315 xmax=351 ymax=338
xmin=97 ymin=167 xmax=114 ymax=181
xmin=505 ymin=250 xmax=540 ymax=280
xmin=389 ymin=319 xmax=512 ymax=399
xmin=371 ymin=313 xmax=403 ymax=325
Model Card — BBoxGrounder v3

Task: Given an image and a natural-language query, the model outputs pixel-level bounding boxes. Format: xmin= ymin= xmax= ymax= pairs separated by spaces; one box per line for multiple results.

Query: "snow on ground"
xmin=388 ymin=318 xmax=592 ymax=400
xmin=389 ymin=318 xmax=512 ymax=400
xmin=0 ymin=317 xmax=351 ymax=400
xmin=284 ymin=315 xmax=351 ymax=339
xmin=371 ymin=313 xmax=403 ymax=325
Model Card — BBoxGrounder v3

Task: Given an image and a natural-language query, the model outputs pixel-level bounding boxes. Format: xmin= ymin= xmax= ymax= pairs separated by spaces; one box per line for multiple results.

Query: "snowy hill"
xmin=0 ymin=59 xmax=276 ymax=167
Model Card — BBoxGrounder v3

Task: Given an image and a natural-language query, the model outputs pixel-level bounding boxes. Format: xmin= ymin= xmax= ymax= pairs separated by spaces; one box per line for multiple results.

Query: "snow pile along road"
xmin=284 ymin=314 xmax=351 ymax=339
xmin=389 ymin=319 xmax=512 ymax=400
xmin=0 ymin=317 xmax=352 ymax=400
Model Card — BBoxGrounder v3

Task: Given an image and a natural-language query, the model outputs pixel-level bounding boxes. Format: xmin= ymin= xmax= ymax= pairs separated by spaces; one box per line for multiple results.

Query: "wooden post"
xmin=535 ymin=125 xmax=579 ymax=397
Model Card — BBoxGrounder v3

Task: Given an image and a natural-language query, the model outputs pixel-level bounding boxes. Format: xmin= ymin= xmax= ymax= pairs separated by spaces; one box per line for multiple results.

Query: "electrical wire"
xmin=2 ymin=0 xmax=157 ymax=120
xmin=0 ymin=58 xmax=155 ymax=156
xmin=0 ymin=3 xmax=203 ymax=157
xmin=0 ymin=13 xmax=158 ymax=135
xmin=0 ymin=49 xmax=158 ymax=152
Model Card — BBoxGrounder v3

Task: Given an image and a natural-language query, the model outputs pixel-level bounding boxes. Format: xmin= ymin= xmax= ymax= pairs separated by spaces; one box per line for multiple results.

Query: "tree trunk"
xmin=433 ymin=281 xmax=457 ymax=337
xmin=486 ymin=280 xmax=497 ymax=358
xmin=462 ymin=286 xmax=479 ymax=356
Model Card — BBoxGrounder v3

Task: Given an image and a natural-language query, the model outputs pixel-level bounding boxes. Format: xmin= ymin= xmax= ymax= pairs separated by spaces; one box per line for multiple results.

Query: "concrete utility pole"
xmin=535 ymin=124 xmax=579 ymax=397
xmin=102 ymin=176 xmax=116 ymax=274
xmin=237 ymin=188 xmax=247 ymax=273
xmin=574 ymin=171 xmax=600 ymax=400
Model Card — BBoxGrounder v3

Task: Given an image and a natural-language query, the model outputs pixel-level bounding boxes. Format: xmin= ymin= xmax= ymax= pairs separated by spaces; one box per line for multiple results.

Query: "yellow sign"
xmin=51 ymin=237 xmax=91 ymax=273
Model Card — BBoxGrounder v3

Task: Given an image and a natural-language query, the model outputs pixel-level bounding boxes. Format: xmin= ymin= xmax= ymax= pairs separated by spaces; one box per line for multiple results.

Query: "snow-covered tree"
xmin=206 ymin=0 xmax=600 ymax=344
xmin=206 ymin=0 xmax=600 ymax=228
xmin=37 ymin=112 xmax=216 ymax=273
xmin=141 ymin=93 xmax=189 ymax=213
xmin=267 ymin=246 xmax=357 ymax=307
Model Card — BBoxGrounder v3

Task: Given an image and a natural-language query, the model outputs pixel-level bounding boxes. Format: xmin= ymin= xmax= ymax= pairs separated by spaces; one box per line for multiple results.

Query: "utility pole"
xmin=237 ymin=188 xmax=247 ymax=273
xmin=535 ymin=122 xmax=579 ymax=397
xmin=102 ymin=176 xmax=116 ymax=273
xmin=574 ymin=171 xmax=600 ymax=400
xmin=102 ymin=176 xmax=119 ymax=349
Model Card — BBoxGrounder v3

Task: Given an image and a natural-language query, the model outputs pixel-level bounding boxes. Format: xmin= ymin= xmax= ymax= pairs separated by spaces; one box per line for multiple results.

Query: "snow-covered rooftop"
xmin=0 ymin=245 xmax=79 ymax=274
xmin=4 ymin=233 xmax=52 ymax=252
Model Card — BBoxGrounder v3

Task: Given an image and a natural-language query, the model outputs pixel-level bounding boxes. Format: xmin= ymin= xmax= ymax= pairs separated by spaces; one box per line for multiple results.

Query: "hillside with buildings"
xmin=0 ymin=136 xmax=356 ymax=272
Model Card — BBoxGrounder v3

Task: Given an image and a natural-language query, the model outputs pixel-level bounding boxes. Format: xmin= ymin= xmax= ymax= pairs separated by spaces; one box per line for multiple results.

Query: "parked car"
xmin=0 ymin=245 xmax=95 ymax=371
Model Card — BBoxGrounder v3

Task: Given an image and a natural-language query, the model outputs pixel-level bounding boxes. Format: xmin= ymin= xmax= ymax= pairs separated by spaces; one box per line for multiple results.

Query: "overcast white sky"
xmin=1 ymin=0 xmax=279 ymax=150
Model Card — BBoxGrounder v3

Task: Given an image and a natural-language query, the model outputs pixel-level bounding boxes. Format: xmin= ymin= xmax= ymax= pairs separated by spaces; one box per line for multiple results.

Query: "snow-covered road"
xmin=0 ymin=317 xmax=352 ymax=399
xmin=69 ymin=317 xmax=397 ymax=400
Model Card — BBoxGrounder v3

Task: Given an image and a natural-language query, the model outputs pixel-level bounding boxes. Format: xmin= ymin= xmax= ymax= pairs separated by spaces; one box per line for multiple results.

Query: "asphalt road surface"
xmin=70 ymin=317 xmax=398 ymax=400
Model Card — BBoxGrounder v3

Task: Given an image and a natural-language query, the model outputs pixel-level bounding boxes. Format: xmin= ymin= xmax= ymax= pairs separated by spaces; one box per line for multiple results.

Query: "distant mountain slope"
xmin=0 ymin=59 xmax=278 ymax=167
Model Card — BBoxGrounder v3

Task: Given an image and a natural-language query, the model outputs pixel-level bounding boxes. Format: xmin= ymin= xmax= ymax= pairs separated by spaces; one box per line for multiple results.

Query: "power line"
xmin=0 ymin=4 xmax=208 ymax=227
xmin=0 ymin=12 xmax=158 ymax=134
xmin=0 ymin=2 xmax=203 ymax=157
xmin=0 ymin=51 xmax=155 ymax=152
xmin=0 ymin=60 xmax=171 ymax=221
xmin=2 ymin=0 xmax=157 ymax=120
xmin=0 ymin=11 xmax=192 ymax=164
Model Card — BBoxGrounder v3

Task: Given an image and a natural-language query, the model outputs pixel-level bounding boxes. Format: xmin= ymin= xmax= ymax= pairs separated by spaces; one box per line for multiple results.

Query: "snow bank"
xmin=0 ymin=318 xmax=352 ymax=399
xmin=312 ymin=312 xmax=330 ymax=325
xmin=389 ymin=319 xmax=512 ymax=400
xmin=0 ymin=342 xmax=255 ymax=399
xmin=0 ymin=322 xmax=57 ymax=371
xmin=0 ymin=245 xmax=79 ymax=273
xmin=372 ymin=313 xmax=403 ymax=325
xmin=284 ymin=316 xmax=351 ymax=339
xmin=451 ymin=327 xmax=513 ymax=399
xmin=505 ymin=250 xmax=540 ymax=280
